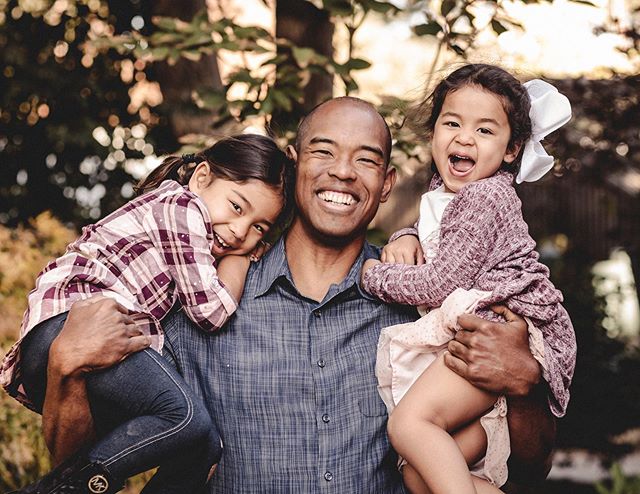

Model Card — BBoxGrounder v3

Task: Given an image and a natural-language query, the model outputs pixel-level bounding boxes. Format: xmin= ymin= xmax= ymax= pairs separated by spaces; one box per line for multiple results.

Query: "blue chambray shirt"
xmin=163 ymin=237 xmax=416 ymax=493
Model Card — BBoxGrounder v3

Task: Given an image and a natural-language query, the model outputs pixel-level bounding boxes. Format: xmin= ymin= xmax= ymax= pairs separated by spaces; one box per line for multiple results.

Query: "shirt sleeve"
xmin=363 ymin=194 xmax=498 ymax=307
xmin=143 ymin=192 xmax=237 ymax=332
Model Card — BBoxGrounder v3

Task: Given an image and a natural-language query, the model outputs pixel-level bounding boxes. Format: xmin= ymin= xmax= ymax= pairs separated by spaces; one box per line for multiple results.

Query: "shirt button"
xmin=324 ymin=472 xmax=333 ymax=482
xmin=317 ymin=359 xmax=325 ymax=368
xmin=322 ymin=413 xmax=330 ymax=423
xmin=313 ymin=310 xmax=321 ymax=317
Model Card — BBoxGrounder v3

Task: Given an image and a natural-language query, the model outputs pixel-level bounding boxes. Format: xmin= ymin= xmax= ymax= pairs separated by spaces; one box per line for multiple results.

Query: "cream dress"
xmin=376 ymin=186 xmax=548 ymax=487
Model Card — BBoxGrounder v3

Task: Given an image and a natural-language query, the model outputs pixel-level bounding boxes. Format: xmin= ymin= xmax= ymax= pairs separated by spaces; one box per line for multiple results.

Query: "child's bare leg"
xmin=402 ymin=419 xmax=488 ymax=494
xmin=405 ymin=470 xmax=503 ymax=494
xmin=472 ymin=477 xmax=504 ymax=493
xmin=388 ymin=354 xmax=498 ymax=494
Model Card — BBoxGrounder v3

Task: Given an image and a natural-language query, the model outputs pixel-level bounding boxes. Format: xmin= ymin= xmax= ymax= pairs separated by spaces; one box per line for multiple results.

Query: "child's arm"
xmin=216 ymin=255 xmax=251 ymax=302
xmin=143 ymin=194 xmax=238 ymax=332
xmin=363 ymin=222 xmax=492 ymax=307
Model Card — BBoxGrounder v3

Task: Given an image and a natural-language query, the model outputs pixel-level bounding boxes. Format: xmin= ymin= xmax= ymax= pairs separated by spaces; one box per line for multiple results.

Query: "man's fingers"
xmin=443 ymin=351 xmax=468 ymax=379
xmin=127 ymin=335 xmax=152 ymax=354
xmin=490 ymin=304 xmax=517 ymax=322
xmin=415 ymin=252 xmax=425 ymax=265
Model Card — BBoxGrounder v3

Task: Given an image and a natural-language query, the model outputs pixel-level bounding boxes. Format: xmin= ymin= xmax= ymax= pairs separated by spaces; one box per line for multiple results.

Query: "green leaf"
xmin=441 ymin=0 xmax=456 ymax=17
xmin=491 ymin=19 xmax=508 ymax=34
xmin=153 ymin=16 xmax=178 ymax=32
xmin=149 ymin=46 xmax=170 ymax=60
xmin=343 ymin=57 xmax=371 ymax=71
xmin=182 ymin=49 xmax=202 ymax=62
xmin=413 ymin=21 xmax=443 ymax=36
xmin=322 ymin=0 xmax=354 ymax=16
xmin=357 ymin=0 xmax=400 ymax=14
xmin=270 ymin=89 xmax=293 ymax=112
xmin=292 ymin=46 xmax=317 ymax=68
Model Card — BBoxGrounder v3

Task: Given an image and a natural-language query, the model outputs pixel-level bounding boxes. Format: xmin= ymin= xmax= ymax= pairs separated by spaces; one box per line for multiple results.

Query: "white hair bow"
xmin=516 ymin=79 xmax=572 ymax=184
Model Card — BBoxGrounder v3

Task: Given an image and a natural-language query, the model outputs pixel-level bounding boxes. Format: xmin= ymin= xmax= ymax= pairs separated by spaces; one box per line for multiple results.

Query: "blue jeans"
xmin=20 ymin=312 xmax=222 ymax=493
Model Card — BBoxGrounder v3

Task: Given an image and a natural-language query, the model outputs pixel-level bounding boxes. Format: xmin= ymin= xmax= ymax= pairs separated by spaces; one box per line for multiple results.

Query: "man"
xmin=45 ymin=97 xmax=553 ymax=492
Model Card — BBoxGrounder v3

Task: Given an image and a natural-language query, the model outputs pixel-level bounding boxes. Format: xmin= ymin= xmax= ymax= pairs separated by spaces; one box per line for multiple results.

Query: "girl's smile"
xmin=431 ymin=85 xmax=520 ymax=193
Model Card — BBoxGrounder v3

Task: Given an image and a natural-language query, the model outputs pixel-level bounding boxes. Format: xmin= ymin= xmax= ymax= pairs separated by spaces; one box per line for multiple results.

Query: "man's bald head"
xmin=294 ymin=97 xmax=392 ymax=166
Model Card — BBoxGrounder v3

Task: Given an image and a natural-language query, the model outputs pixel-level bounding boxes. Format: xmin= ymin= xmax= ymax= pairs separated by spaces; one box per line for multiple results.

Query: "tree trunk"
xmin=273 ymin=0 xmax=334 ymax=131
xmin=151 ymin=0 xmax=224 ymax=137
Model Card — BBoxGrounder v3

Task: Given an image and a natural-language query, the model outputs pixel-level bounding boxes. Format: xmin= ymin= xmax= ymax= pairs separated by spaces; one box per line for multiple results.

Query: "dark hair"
xmin=137 ymin=134 xmax=296 ymax=230
xmin=412 ymin=63 xmax=532 ymax=171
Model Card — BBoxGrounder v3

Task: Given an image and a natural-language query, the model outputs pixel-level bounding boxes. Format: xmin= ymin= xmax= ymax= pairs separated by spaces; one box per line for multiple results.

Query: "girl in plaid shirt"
xmin=2 ymin=134 xmax=294 ymax=493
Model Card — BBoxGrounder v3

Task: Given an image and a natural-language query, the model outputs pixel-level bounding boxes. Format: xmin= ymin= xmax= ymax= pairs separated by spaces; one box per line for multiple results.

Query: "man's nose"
xmin=329 ymin=156 xmax=357 ymax=180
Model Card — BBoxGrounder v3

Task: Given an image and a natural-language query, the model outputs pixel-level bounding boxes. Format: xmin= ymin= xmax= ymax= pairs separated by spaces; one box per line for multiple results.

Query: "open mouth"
xmin=449 ymin=154 xmax=476 ymax=173
xmin=213 ymin=232 xmax=231 ymax=250
xmin=318 ymin=190 xmax=356 ymax=206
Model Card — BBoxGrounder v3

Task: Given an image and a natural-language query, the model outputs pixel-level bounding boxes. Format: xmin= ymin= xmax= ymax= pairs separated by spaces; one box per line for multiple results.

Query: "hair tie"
xmin=181 ymin=153 xmax=199 ymax=164
xmin=516 ymin=80 xmax=572 ymax=184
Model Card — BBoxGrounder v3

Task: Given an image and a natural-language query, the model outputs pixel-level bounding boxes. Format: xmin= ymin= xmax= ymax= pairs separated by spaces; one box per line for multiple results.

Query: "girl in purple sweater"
xmin=362 ymin=64 xmax=576 ymax=493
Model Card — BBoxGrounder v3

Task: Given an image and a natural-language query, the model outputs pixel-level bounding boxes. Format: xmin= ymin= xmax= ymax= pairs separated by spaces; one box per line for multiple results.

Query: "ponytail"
xmin=135 ymin=154 xmax=202 ymax=196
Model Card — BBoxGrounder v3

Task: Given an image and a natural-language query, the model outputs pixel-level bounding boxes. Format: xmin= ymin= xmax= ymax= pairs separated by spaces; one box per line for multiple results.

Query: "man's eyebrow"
xmin=309 ymin=136 xmax=384 ymax=160
xmin=309 ymin=137 xmax=335 ymax=146
xmin=360 ymin=145 xmax=384 ymax=160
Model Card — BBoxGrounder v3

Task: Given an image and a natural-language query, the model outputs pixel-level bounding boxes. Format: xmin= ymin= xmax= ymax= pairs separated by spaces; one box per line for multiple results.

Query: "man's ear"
xmin=380 ymin=166 xmax=397 ymax=203
xmin=286 ymin=145 xmax=297 ymax=164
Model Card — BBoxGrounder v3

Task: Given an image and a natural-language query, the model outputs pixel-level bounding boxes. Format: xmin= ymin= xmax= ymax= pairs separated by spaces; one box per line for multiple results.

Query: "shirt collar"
xmin=252 ymin=237 xmax=381 ymax=302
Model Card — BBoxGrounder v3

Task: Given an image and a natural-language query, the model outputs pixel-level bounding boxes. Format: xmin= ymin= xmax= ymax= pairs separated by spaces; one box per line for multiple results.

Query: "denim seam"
xmin=101 ymin=349 xmax=195 ymax=469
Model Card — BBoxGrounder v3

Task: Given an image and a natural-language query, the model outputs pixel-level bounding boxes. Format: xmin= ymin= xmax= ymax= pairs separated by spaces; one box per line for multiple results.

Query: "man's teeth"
xmin=318 ymin=191 xmax=355 ymax=206
xmin=215 ymin=233 xmax=230 ymax=248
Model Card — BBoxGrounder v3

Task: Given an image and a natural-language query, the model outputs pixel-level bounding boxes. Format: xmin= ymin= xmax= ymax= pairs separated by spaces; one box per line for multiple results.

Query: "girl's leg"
xmin=388 ymin=353 xmax=498 ymax=494
xmin=84 ymin=347 xmax=221 ymax=493
xmin=19 ymin=315 xmax=220 ymax=493
xmin=402 ymin=419 xmax=491 ymax=494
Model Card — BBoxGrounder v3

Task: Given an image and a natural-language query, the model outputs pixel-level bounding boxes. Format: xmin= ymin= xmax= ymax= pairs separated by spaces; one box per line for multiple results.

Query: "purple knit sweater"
xmin=363 ymin=171 xmax=576 ymax=417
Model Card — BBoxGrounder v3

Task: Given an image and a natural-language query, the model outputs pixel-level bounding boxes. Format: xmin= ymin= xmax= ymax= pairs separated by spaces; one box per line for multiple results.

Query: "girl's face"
xmin=431 ymin=85 xmax=520 ymax=193
xmin=189 ymin=164 xmax=283 ymax=257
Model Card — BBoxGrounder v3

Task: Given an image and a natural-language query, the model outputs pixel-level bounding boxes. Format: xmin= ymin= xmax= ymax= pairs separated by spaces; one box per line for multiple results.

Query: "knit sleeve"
xmin=388 ymin=223 xmax=418 ymax=243
xmin=534 ymin=305 xmax=576 ymax=418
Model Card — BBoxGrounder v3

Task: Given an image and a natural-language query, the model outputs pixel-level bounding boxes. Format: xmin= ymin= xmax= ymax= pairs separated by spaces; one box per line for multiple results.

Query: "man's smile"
xmin=317 ymin=189 xmax=358 ymax=207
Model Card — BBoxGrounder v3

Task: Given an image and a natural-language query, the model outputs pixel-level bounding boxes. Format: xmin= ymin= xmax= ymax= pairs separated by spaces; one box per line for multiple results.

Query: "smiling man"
xmin=43 ymin=97 xmax=553 ymax=493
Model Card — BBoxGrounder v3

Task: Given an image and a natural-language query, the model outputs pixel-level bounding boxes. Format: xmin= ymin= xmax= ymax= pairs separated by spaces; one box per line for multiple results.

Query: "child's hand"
xmin=381 ymin=235 xmax=424 ymax=265
xmin=249 ymin=240 xmax=271 ymax=262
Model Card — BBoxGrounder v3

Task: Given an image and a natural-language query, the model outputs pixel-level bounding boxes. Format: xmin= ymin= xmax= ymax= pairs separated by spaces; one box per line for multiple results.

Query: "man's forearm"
xmin=43 ymin=349 xmax=95 ymax=465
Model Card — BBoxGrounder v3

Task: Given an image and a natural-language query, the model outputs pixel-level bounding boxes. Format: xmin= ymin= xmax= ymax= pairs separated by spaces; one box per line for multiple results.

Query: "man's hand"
xmin=444 ymin=305 xmax=541 ymax=396
xmin=381 ymin=235 xmax=424 ymax=265
xmin=49 ymin=296 xmax=150 ymax=378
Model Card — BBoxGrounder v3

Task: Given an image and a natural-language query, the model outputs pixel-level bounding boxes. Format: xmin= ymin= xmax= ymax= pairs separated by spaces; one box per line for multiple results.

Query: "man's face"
xmin=290 ymin=100 xmax=396 ymax=244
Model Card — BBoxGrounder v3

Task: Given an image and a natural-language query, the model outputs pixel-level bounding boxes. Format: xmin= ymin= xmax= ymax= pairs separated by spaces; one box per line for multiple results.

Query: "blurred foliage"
xmin=595 ymin=464 xmax=640 ymax=494
xmin=0 ymin=213 xmax=74 ymax=490
xmin=2 ymin=0 xmax=640 ymax=489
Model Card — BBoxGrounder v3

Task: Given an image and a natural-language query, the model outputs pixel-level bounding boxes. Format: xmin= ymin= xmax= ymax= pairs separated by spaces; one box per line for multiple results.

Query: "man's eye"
xmin=478 ymin=128 xmax=493 ymax=135
xmin=313 ymin=149 xmax=331 ymax=156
